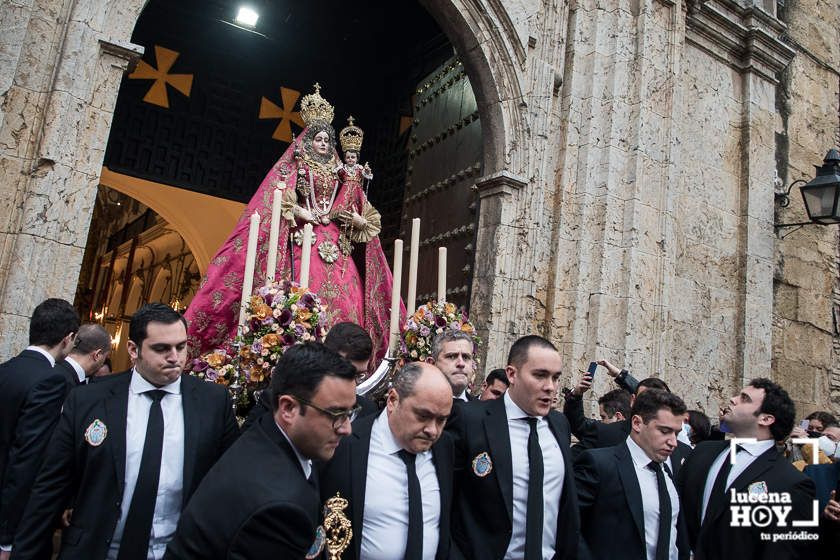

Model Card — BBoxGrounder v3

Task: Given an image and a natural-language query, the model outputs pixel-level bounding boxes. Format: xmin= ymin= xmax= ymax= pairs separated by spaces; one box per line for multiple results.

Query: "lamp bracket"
xmin=774 ymin=179 xmax=808 ymax=208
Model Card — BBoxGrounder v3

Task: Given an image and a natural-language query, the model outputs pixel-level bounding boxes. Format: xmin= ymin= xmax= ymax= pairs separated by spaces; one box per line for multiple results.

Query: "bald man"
xmin=318 ymin=362 xmax=457 ymax=560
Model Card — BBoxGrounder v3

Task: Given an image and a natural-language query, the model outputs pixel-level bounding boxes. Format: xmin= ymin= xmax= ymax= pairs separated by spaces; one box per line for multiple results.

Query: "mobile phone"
xmin=586 ymin=361 xmax=598 ymax=378
xmin=799 ymin=419 xmax=810 ymax=430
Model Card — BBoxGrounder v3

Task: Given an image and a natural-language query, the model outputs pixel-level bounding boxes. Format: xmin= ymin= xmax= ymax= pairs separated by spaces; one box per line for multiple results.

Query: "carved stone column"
xmin=470 ymin=170 xmax=527 ymax=370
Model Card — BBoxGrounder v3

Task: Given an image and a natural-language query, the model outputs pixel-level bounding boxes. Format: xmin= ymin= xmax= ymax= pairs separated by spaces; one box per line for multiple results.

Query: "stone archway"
xmin=0 ymin=0 xmax=536 ymax=366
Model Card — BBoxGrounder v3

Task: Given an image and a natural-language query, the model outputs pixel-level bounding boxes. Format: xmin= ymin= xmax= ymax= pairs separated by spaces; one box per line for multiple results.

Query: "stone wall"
xmin=0 ymin=0 xmax=837 ymax=418
xmin=773 ymin=0 xmax=840 ymax=415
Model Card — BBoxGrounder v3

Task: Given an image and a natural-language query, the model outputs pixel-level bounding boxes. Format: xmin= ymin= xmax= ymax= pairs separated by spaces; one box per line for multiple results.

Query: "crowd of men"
xmin=1 ymin=299 xmax=839 ymax=559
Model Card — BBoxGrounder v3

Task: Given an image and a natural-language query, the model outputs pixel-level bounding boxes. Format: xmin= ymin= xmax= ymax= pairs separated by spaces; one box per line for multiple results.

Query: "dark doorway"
xmin=101 ymin=0 xmax=482 ymax=308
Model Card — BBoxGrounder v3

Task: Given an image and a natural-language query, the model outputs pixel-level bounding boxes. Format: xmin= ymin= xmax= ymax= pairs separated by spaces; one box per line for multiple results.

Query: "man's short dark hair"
xmin=687 ymin=409 xmax=712 ymax=445
xmin=270 ymin=342 xmax=356 ymax=411
xmin=29 ymin=298 xmax=80 ymax=347
xmin=631 ymin=388 xmax=687 ymax=423
xmin=392 ymin=362 xmax=426 ymax=399
xmin=636 ymin=377 xmax=670 ymax=395
xmin=749 ymin=378 xmax=796 ymax=441
xmin=128 ymin=303 xmax=187 ymax=347
xmin=506 ymin=335 xmax=557 ymax=368
xmin=72 ymin=324 xmax=112 ymax=355
xmin=806 ymin=410 xmax=837 ymax=427
xmin=598 ymin=388 xmax=631 ymax=419
xmin=485 ymin=368 xmax=510 ymax=387
xmin=324 ymin=322 xmax=372 ymax=362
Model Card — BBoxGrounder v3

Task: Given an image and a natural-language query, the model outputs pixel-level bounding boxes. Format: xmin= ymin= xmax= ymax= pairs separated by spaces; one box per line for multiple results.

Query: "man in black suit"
xmin=677 ymin=378 xmax=817 ymax=559
xmin=426 ymin=330 xmax=476 ymax=402
xmin=55 ymin=324 xmax=111 ymax=390
xmin=575 ymin=388 xmax=690 ymax=560
xmin=0 ymin=298 xmax=79 ymax=558
xmin=319 ymin=362 xmax=456 ymax=560
xmin=448 ymin=335 xmax=580 ymax=560
xmin=565 ymin=374 xmax=692 ymax=471
xmin=165 ymin=342 xmax=358 ymax=559
xmin=242 ymin=321 xmax=378 ymax=431
xmin=11 ymin=303 xmax=239 ymax=560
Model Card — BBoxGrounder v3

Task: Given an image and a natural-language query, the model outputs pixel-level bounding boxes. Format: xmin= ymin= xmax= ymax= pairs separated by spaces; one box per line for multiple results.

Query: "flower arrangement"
xmin=401 ymin=300 xmax=480 ymax=362
xmin=187 ymin=280 xmax=328 ymax=407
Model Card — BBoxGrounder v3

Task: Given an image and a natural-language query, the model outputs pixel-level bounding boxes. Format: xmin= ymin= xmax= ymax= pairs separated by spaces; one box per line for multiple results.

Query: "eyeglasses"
xmin=294 ymin=396 xmax=362 ymax=429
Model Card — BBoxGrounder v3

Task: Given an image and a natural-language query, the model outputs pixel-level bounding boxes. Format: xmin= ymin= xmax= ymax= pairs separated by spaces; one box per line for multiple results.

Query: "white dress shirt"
xmin=25 ymin=345 xmax=56 ymax=366
xmin=64 ymin=355 xmax=86 ymax=383
xmin=455 ymin=390 xmax=469 ymax=402
xmin=626 ymin=436 xmax=680 ymax=560
xmin=701 ymin=438 xmax=775 ymax=522
xmin=361 ymin=411 xmax=440 ymax=560
xmin=503 ymin=392 xmax=565 ymax=560
xmin=107 ymin=370 xmax=185 ymax=560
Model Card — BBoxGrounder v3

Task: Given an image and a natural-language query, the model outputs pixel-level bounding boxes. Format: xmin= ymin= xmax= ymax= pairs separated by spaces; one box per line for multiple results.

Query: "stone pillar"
xmin=471 ymin=170 xmax=527 ymax=369
xmin=0 ymin=0 xmax=142 ymax=359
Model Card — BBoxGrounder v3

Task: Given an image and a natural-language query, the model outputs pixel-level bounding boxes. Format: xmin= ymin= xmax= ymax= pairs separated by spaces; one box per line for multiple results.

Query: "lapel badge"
xmin=305 ymin=524 xmax=327 ymax=560
xmin=84 ymin=419 xmax=108 ymax=447
xmin=747 ymin=481 xmax=768 ymax=496
xmin=472 ymin=451 xmax=493 ymax=477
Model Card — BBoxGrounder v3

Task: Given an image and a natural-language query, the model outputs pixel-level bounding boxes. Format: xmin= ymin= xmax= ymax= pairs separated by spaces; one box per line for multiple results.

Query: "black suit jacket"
xmin=566 ymin=397 xmax=693 ymax=472
xmin=11 ymin=371 xmax=239 ymax=560
xmin=165 ymin=413 xmax=320 ymax=559
xmin=447 ymin=397 xmax=580 ymax=559
xmin=677 ymin=440 xmax=817 ymax=560
xmin=0 ymin=350 xmax=66 ymax=546
xmin=574 ymin=442 xmax=689 ymax=560
xmin=55 ymin=359 xmax=84 ymax=391
xmin=318 ymin=411 xmax=457 ymax=560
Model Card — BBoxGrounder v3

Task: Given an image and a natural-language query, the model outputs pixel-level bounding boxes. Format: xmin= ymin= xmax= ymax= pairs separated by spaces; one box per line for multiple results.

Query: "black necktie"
xmin=649 ymin=462 xmax=672 ymax=560
xmin=398 ymin=450 xmax=423 ymax=560
xmin=704 ymin=445 xmax=742 ymax=523
xmin=524 ymin=417 xmax=544 ymax=560
xmin=117 ymin=389 xmax=166 ymax=560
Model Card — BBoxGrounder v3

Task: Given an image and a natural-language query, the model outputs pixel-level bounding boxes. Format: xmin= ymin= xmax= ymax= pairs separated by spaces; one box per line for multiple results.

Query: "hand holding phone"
xmin=586 ymin=361 xmax=598 ymax=378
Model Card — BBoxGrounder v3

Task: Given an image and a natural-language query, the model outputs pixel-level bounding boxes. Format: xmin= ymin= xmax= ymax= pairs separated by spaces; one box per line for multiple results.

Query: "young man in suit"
xmin=55 ymin=324 xmax=111 ymax=389
xmin=677 ymin=378 xmax=817 ymax=559
xmin=566 ymin=374 xmax=692 ymax=472
xmin=242 ymin=321 xmax=378 ymax=431
xmin=0 ymin=298 xmax=79 ymax=558
xmin=575 ymin=388 xmax=690 ymax=560
xmin=426 ymin=331 xmax=476 ymax=402
xmin=165 ymin=342 xmax=358 ymax=559
xmin=479 ymin=369 xmax=509 ymax=401
xmin=448 ymin=335 xmax=580 ymax=560
xmin=11 ymin=303 xmax=239 ymax=560
xmin=318 ymin=362 xmax=456 ymax=560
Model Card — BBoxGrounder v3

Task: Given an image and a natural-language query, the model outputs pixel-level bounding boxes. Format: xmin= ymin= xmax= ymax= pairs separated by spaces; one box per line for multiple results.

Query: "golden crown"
xmin=299 ymin=83 xmax=334 ymax=126
xmin=339 ymin=116 xmax=364 ymax=153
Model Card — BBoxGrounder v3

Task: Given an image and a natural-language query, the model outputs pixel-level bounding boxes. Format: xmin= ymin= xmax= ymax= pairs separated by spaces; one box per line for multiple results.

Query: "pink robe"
xmin=185 ymin=127 xmax=398 ymax=365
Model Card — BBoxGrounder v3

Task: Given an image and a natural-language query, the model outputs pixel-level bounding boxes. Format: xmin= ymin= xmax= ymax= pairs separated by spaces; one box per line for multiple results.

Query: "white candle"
xmin=239 ymin=211 xmax=261 ymax=327
xmin=389 ymin=239 xmax=404 ymax=355
xmin=265 ymin=187 xmax=282 ymax=283
xmin=437 ymin=246 xmax=447 ymax=302
xmin=406 ymin=218 xmax=420 ymax=315
xmin=299 ymin=223 xmax=313 ymax=288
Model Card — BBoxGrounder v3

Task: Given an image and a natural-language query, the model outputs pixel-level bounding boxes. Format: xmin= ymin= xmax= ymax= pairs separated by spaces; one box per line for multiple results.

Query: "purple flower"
xmin=283 ymin=333 xmax=296 ymax=346
xmin=205 ymin=369 xmax=218 ymax=381
xmin=294 ymin=324 xmax=305 ymax=337
xmin=300 ymin=293 xmax=315 ymax=308
xmin=278 ymin=309 xmax=293 ymax=327
xmin=419 ymin=325 xmax=431 ymax=337
xmin=435 ymin=316 xmax=447 ymax=328
xmin=263 ymin=292 xmax=274 ymax=307
xmin=251 ymin=341 xmax=263 ymax=354
xmin=450 ymin=321 xmax=461 ymax=331
xmin=190 ymin=359 xmax=208 ymax=372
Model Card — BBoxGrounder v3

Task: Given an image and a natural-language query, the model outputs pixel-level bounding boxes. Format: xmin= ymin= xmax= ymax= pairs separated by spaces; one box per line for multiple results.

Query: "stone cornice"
xmin=685 ymin=0 xmax=795 ymax=83
xmin=98 ymin=38 xmax=144 ymax=72
xmin=474 ymin=170 xmax=528 ymax=199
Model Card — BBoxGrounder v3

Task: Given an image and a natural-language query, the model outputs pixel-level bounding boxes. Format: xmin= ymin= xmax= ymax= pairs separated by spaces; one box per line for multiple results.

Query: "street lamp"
xmin=775 ymin=149 xmax=840 ymax=230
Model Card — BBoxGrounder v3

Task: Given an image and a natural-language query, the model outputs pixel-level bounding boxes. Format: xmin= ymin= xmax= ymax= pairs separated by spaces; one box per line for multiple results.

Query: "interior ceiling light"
xmin=235 ymin=6 xmax=259 ymax=27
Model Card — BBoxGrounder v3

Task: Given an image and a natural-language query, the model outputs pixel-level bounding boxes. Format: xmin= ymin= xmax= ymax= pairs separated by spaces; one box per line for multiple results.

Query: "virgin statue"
xmin=185 ymin=84 xmax=396 ymax=364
